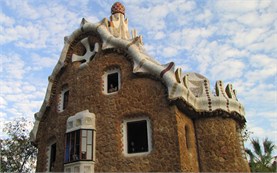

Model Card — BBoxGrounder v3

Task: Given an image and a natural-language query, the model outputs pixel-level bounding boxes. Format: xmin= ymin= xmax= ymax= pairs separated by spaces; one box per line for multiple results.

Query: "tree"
xmin=245 ymin=138 xmax=276 ymax=172
xmin=0 ymin=117 xmax=37 ymax=172
xmin=241 ymin=125 xmax=253 ymax=142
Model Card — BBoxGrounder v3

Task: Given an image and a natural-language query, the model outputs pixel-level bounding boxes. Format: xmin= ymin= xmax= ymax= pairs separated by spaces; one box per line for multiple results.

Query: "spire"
xmin=108 ymin=2 xmax=130 ymax=39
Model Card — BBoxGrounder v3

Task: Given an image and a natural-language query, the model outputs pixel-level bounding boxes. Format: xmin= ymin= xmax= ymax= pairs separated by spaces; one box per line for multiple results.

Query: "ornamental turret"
xmin=108 ymin=2 xmax=130 ymax=39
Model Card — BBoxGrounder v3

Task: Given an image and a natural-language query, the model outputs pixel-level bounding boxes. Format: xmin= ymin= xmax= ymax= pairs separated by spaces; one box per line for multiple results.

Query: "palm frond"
xmin=263 ymin=138 xmax=275 ymax=156
xmin=251 ymin=138 xmax=262 ymax=159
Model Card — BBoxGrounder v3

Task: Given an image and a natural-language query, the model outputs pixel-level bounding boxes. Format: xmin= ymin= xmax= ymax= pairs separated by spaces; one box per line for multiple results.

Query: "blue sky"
xmin=0 ymin=0 xmax=276 ymax=149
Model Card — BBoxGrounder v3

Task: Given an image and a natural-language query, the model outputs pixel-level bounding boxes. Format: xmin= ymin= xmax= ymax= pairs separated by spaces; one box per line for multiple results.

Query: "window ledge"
xmin=123 ymin=151 xmax=151 ymax=157
xmin=64 ymin=160 xmax=94 ymax=165
xmin=104 ymin=91 xmax=119 ymax=96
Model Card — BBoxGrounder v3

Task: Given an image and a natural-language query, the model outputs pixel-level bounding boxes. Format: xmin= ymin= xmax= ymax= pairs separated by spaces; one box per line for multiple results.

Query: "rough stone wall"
xmin=35 ymin=34 xmax=184 ymax=171
xmin=194 ymin=117 xmax=250 ymax=172
xmin=36 ymin=109 xmax=68 ymax=171
xmin=175 ymin=107 xmax=199 ymax=172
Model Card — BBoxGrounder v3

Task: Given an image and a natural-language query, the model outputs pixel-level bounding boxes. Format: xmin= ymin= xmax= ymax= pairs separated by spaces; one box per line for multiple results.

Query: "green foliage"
xmin=245 ymin=138 xmax=276 ymax=172
xmin=0 ymin=117 xmax=37 ymax=172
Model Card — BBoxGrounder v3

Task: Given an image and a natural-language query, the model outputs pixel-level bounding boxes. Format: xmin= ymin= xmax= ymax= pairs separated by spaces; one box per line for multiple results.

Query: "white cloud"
xmin=248 ymin=126 xmax=277 ymax=143
xmin=0 ymin=81 xmax=22 ymax=94
xmin=258 ymin=0 xmax=272 ymax=9
xmin=13 ymin=100 xmax=42 ymax=117
xmin=67 ymin=0 xmax=90 ymax=10
xmin=0 ymin=12 xmax=15 ymax=27
xmin=237 ymin=12 xmax=275 ymax=27
xmin=0 ymin=1 xmax=88 ymax=50
xmin=210 ymin=59 xmax=245 ymax=81
xmin=247 ymin=33 xmax=277 ymax=53
xmin=1 ymin=81 xmax=45 ymax=125
xmin=31 ymin=53 xmax=57 ymax=69
xmin=232 ymin=28 xmax=266 ymax=48
xmin=215 ymin=0 xmax=259 ymax=13
xmin=0 ymin=53 xmax=26 ymax=79
xmin=249 ymin=54 xmax=276 ymax=68
xmin=163 ymin=47 xmax=178 ymax=57
xmin=84 ymin=16 xmax=100 ymax=23
xmin=195 ymin=9 xmax=212 ymax=23
xmin=239 ymin=83 xmax=276 ymax=108
xmin=246 ymin=68 xmax=276 ymax=84
xmin=128 ymin=0 xmax=195 ymax=31
xmin=245 ymin=54 xmax=277 ymax=82
xmin=184 ymin=27 xmax=213 ymax=42
xmin=0 ymin=24 xmax=42 ymax=46
xmin=21 ymin=85 xmax=36 ymax=93
xmin=0 ymin=112 xmax=7 ymax=118
xmin=153 ymin=31 xmax=165 ymax=40
xmin=0 ymin=97 xmax=7 ymax=109
xmin=178 ymin=64 xmax=192 ymax=72
xmin=168 ymin=27 xmax=215 ymax=51
xmin=246 ymin=118 xmax=277 ymax=145
xmin=3 ymin=0 xmax=40 ymax=19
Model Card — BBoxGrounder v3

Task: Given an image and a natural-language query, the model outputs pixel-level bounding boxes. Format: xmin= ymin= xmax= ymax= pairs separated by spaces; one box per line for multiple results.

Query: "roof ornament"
xmin=111 ymin=2 xmax=125 ymax=15
xmin=108 ymin=2 xmax=131 ymax=40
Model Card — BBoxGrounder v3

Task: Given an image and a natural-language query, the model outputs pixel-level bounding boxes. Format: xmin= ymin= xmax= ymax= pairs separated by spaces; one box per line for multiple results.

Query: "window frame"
xmin=47 ymin=140 xmax=57 ymax=172
xmin=122 ymin=117 xmax=152 ymax=157
xmin=184 ymin=125 xmax=191 ymax=150
xmin=58 ymin=84 xmax=69 ymax=112
xmin=102 ymin=68 xmax=121 ymax=95
xmin=64 ymin=129 xmax=95 ymax=164
xmin=49 ymin=143 xmax=56 ymax=171
xmin=62 ymin=89 xmax=69 ymax=110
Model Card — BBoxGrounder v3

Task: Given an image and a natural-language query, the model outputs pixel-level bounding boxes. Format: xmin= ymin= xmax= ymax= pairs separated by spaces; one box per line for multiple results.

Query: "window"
xmin=184 ymin=125 xmax=191 ymax=150
xmin=64 ymin=129 xmax=94 ymax=163
xmin=102 ymin=68 xmax=120 ymax=94
xmin=107 ymin=72 xmax=119 ymax=93
xmin=58 ymin=84 xmax=69 ymax=112
xmin=49 ymin=143 xmax=56 ymax=171
xmin=63 ymin=90 xmax=69 ymax=110
xmin=123 ymin=118 xmax=151 ymax=156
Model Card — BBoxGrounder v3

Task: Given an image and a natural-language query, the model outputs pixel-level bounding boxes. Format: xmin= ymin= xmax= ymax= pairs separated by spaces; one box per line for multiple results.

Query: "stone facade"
xmin=31 ymin=2 xmax=250 ymax=172
xmin=35 ymin=45 xmax=197 ymax=172
xmin=195 ymin=116 xmax=250 ymax=172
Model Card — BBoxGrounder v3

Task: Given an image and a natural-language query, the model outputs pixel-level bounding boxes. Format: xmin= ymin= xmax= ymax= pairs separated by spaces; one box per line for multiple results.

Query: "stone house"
xmin=30 ymin=2 xmax=250 ymax=172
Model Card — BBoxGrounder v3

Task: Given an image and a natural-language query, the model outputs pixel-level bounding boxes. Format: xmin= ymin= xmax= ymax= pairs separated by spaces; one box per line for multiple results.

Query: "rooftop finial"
xmin=111 ymin=2 xmax=125 ymax=15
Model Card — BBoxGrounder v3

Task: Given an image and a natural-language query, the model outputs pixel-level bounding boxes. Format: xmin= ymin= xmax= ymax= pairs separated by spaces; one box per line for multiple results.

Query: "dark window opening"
xmin=49 ymin=143 xmax=56 ymax=172
xmin=64 ymin=129 xmax=94 ymax=163
xmin=63 ymin=90 xmax=69 ymax=110
xmin=107 ymin=72 xmax=119 ymax=93
xmin=127 ymin=120 xmax=148 ymax=154
xmin=185 ymin=125 xmax=191 ymax=149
